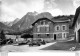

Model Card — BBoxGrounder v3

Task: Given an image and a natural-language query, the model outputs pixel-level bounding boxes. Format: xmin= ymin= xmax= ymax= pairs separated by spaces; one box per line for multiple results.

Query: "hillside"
xmin=0 ymin=22 xmax=14 ymax=32
xmin=3 ymin=18 xmax=20 ymax=26
xmin=11 ymin=12 xmax=53 ymax=31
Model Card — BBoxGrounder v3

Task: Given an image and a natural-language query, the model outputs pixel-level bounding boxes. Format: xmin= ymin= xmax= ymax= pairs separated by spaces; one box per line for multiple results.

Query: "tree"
xmin=0 ymin=30 xmax=6 ymax=40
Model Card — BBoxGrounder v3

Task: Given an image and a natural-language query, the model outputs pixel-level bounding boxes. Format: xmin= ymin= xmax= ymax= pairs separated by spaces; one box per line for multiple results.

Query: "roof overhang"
xmin=32 ymin=18 xmax=54 ymax=26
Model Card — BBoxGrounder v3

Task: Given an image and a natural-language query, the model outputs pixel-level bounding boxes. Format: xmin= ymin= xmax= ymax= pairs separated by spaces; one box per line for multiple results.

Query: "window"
xmin=57 ymin=34 xmax=59 ymax=37
xmin=41 ymin=21 xmax=43 ymax=25
xmin=47 ymin=34 xmax=49 ymax=36
xmin=38 ymin=34 xmax=40 ymax=36
xmin=45 ymin=26 xmax=49 ymax=32
xmin=38 ymin=34 xmax=41 ymax=38
xmin=63 ymin=33 xmax=66 ymax=38
xmin=47 ymin=27 xmax=49 ymax=32
xmin=55 ymin=25 xmax=60 ymax=31
xmin=62 ymin=25 xmax=66 ymax=31
xmin=43 ymin=20 xmax=45 ymax=25
xmin=57 ymin=27 xmax=59 ymax=30
xmin=37 ymin=27 xmax=40 ymax=32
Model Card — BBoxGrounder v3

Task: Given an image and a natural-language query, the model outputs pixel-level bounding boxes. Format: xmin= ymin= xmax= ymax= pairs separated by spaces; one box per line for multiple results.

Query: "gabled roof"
xmin=51 ymin=17 xmax=70 ymax=23
xmin=32 ymin=17 xmax=70 ymax=26
xmin=32 ymin=18 xmax=54 ymax=26
xmin=72 ymin=6 xmax=80 ymax=27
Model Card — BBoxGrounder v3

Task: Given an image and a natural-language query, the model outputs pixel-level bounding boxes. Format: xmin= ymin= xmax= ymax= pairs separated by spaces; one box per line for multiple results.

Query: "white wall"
xmin=74 ymin=16 xmax=80 ymax=42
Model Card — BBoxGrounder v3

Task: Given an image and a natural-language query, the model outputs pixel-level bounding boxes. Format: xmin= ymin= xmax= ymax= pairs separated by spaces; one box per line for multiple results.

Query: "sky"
xmin=0 ymin=0 xmax=80 ymax=22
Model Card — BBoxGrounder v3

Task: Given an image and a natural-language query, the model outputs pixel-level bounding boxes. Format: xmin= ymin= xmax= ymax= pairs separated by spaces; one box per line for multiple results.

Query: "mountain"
xmin=8 ymin=18 xmax=20 ymax=26
xmin=0 ymin=22 xmax=14 ymax=32
xmin=11 ymin=12 xmax=53 ymax=31
xmin=11 ymin=12 xmax=36 ymax=31
xmin=3 ymin=18 xmax=20 ymax=26
xmin=36 ymin=12 xmax=53 ymax=19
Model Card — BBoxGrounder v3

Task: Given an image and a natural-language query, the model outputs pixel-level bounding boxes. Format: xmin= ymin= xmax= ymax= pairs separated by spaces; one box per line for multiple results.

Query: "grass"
xmin=41 ymin=40 xmax=80 ymax=51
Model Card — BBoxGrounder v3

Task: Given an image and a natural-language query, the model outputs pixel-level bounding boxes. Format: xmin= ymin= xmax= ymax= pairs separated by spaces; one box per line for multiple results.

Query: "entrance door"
xmin=54 ymin=34 xmax=56 ymax=40
xmin=78 ymin=29 xmax=80 ymax=43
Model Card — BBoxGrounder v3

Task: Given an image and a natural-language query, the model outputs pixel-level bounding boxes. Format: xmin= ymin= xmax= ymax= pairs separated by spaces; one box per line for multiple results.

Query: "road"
xmin=0 ymin=42 xmax=56 ymax=52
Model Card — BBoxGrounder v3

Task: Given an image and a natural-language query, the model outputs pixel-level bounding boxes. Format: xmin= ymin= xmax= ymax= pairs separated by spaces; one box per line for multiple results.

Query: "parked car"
xmin=18 ymin=40 xmax=30 ymax=45
xmin=37 ymin=39 xmax=46 ymax=45
xmin=29 ymin=41 xmax=41 ymax=46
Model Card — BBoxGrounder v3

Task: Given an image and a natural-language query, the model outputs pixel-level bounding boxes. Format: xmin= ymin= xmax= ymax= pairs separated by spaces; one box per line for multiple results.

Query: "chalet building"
xmin=32 ymin=18 xmax=70 ymax=41
xmin=72 ymin=6 xmax=80 ymax=43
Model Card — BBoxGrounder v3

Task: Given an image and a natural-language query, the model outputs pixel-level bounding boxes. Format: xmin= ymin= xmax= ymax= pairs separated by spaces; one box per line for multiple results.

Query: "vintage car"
xmin=18 ymin=40 xmax=30 ymax=45
xmin=29 ymin=41 xmax=41 ymax=46
xmin=28 ymin=39 xmax=47 ymax=46
xmin=37 ymin=39 xmax=46 ymax=45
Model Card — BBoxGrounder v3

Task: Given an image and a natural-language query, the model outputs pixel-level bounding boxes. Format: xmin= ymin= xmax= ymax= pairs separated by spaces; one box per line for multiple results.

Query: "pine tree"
xmin=0 ymin=30 xmax=5 ymax=41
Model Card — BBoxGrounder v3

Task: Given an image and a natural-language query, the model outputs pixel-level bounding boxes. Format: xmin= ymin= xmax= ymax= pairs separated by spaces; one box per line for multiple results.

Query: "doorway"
xmin=54 ymin=34 xmax=56 ymax=40
xmin=78 ymin=29 xmax=80 ymax=43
